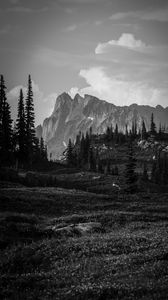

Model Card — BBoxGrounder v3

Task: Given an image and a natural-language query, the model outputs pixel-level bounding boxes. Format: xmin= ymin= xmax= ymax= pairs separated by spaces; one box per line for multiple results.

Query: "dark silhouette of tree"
xmin=66 ymin=138 xmax=74 ymax=165
xmin=79 ymin=133 xmax=85 ymax=165
xmin=16 ymin=89 xmax=26 ymax=164
xmin=125 ymin=124 xmax=128 ymax=138
xmin=84 ymin=131 xmax=90 ymax=163
xmin=151 ymin=153 xmax=168 ymax=185
xmin=25 ymin=75 xmax=35 ymax=164
xmin=141 ymin=120 xmax=147 ymax=139
xmin=0 ymin=75 xmax=13 ymax=164
xmin=158 ymin=123 xmax=163 ymax=140
xmin=131 ymin=120 xmax=137 ymax=139
xmin=88 ymin=146 xmax=96 ymax=171
xmin=40 ymin=137 xmax=47 ymax=161
xmin=114 ymin=124 xmax=119 ymax=143
xmin=33 ymin=137 xmax=41 ymax=164
xmin=115 ymin=124 xmax=118 ymax=135
xmin=150 ymin=113 xmax=156 ymax=135
xmin=0 ymin=75 xmax=6 ymax=156
xmin=125 ymin=142 xmax=137 ymax=193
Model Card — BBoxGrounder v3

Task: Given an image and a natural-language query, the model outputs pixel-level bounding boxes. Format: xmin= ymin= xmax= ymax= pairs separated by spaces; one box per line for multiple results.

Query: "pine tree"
xmin=0 ymin=75 xmax=13 ymax=164
xmin=16 ymin=89 xmax=26 ymax=164
xmin=25 ymin=75 xmax=35 ymax=164
xmin=150 ymin=113 xmax=156 ymax=135
xmin=40 ymin=137 xmax=47 ymax=161
xmin=141 ymin=120 xmax=147 ymax=140
xmin=2 ymin=102 xmax=13 ymax=161
xmin=79 ymin=133 xmax=85 ymax=165
xmin=114 ymin=124 xmax=119 ymax=143
xmin=131 ymin=120 xmax=137 ymax=139
xmin=66 ymin=138 xmax=73 ymax=165
xmin=84 ymin=131 xmax=90 ymax=163
xmin=0 ymin=75 xmax=6 ymax=155
xmin=125 ymin=124 xmax=128 ymax=138
xmin=125 ymin=142 xmax=137 ymax=193
xmin=88 ymin=146 xmax=96 ymax=171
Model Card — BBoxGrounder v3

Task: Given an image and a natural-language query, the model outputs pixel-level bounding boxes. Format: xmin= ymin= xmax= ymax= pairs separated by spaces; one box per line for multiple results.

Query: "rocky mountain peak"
xmin=38 ymin=92 xmax=168 ymax=159
xmin=52 ymin=92 xmax=72 ymax=115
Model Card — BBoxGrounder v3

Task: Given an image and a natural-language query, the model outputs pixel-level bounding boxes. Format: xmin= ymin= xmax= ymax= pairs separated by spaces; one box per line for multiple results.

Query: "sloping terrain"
xmin=1 ymin=183 xmax=168 ymax=299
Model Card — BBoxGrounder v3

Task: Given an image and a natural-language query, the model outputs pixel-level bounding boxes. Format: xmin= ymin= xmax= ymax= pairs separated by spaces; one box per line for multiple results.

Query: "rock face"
xmin=37 ymin=93 xmax=168 ymax=159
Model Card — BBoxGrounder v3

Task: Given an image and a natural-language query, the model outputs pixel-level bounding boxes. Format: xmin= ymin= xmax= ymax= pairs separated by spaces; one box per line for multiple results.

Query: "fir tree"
xmin=141 ymin=120 xmax=147 ymax=140
xmin=125 ymin=124 xmax=128 ymax=138
xmin=0 ymin=75 xmax=13 ymax=164
xmin=16 ymin=89 xmax=26 ymax=164
xmin=150 ymin=113 xmax=156 ymax=135
xmin=114 ymin=124 xmax=119 ymax=143
xmin=0 ymin=75 xmax=6 ymax=155
xmin=25 ymin=75 xmax=35 ymax=164
xmin=40 ymin=137 xmax=47 ymax=161
xmin=131 ymin=120 xmax=137 ymax=139
xmin=115 ymin=124 xmax=118 ymax=135
xmin=66 ymin=138 xmax=73 ymax=165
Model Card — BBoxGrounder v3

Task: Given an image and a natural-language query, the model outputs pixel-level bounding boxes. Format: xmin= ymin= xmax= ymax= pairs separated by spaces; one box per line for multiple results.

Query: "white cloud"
xmin=70 ymin=67 xmax=168 ymax=107
xmin=68 ymin=87 xmax=80 ymax=98
xmin=95 ymin=33 xmax=147 ymax=54
xmin=7 ymin=82 xmax=57 ymax=125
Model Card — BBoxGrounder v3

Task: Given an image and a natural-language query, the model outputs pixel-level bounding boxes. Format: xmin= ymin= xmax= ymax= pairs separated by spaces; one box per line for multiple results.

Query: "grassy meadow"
xmin=0 ymin=173 xmax=168 ymax=299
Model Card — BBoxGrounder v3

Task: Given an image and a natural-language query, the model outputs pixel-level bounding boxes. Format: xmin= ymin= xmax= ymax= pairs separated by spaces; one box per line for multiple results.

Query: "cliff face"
xmin=37 ymin=93 xmax=168 ymax=159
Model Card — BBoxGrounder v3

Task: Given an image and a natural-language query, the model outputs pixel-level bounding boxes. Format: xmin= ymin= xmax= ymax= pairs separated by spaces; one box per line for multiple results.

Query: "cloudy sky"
xmin=1 ymin=0 xmax=168 ymax=125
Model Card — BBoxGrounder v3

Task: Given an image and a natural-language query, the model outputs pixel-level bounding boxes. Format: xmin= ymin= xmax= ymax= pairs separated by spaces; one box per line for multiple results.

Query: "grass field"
xmin=0 ymin=180 xmax=168 ymax=299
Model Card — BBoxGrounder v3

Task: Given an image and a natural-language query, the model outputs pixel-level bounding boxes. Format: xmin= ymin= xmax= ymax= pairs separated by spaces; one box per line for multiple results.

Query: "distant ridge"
xmin=36 ymin=93 xmax=168 ymax=159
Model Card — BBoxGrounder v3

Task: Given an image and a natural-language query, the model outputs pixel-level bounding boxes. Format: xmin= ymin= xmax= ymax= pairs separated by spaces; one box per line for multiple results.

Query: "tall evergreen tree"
xmin=141 ymin=120 xmax=147 ymax=139
xmin=0 ymin=75 xmax=6 ymax=154
xmin=40 ymin=137 xmax=47 ymax=161
xmin=66 ymin=138 xmax=73 ymax=165
xmin=0 ymin=75 xmax=13 ymax=164
xmin=16 ymin=89 xmax=26 ymax=164
xmin=88 ymin=146 xmax=96 ymax=171
xmin=114 ymin=124 xmax=119 ymax=143
xmin=25 ymin=75 xmax=35 ymax=164
xmin=150 ymin=113 xmax=156 ymax=135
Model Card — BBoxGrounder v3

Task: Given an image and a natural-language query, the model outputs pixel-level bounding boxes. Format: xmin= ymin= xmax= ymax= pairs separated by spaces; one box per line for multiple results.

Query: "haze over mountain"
xmin=36 ymin=93 xmax=168 ymax=159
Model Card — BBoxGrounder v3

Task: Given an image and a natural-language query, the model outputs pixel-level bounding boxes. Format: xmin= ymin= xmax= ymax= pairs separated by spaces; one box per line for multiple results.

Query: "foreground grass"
xmin=0 ymin=183 xmax=168 ymax=299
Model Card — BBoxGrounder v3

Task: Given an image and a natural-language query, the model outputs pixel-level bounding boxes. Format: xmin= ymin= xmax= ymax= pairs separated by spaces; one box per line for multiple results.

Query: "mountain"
xmin=37 ymin=93 xmax=168 ymax=159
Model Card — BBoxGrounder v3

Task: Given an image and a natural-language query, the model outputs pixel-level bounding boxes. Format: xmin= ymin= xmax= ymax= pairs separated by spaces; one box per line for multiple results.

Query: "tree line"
xmin=0 ymin=75 xmax=47 ymax=169
xmin=65 ymin=113 xmax=168 ymax=191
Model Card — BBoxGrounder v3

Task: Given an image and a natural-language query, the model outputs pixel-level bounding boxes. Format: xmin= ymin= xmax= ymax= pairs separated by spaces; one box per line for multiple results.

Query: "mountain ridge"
xmin=36 ymin=93 xmax=168 ymax=159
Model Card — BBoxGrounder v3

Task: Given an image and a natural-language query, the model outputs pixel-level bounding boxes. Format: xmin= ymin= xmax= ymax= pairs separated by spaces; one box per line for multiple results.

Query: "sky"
xmin=0 ymin=0 xmax=168 ymax=125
